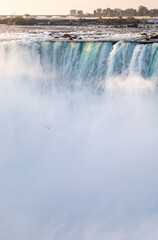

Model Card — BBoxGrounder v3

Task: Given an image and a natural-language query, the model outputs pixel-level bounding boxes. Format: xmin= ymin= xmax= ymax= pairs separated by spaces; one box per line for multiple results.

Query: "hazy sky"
xmin=0 ymin=0 xmax=158 ymax=15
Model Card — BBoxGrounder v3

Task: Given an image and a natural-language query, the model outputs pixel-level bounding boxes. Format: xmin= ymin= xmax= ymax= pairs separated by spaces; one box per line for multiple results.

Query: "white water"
xmin=0 ymin=40 xmax=158 ymax=240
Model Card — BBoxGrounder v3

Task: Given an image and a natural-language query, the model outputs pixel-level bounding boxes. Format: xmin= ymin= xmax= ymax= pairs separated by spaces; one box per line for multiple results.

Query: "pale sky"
xmin=0 ymin=0 xmax=158 ymax=15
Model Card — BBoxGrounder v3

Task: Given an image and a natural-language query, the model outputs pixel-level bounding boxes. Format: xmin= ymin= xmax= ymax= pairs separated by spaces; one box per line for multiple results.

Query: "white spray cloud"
xmin=0 ymin=42 xmax=158 ymax=240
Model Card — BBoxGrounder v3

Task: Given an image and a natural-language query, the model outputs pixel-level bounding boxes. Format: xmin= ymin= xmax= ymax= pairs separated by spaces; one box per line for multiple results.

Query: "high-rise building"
xmin=70 ymin=10 xmax=77 ymax=16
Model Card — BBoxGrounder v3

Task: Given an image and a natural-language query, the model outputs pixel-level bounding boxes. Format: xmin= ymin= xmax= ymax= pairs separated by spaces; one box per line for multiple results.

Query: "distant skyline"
xmin=0 ymin=0 xmax=158 ymax=15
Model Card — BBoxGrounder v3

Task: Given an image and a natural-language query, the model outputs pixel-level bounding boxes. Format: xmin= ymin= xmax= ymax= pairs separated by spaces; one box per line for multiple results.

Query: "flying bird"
xmin=44 ymin=125 xmax=52 ymax=130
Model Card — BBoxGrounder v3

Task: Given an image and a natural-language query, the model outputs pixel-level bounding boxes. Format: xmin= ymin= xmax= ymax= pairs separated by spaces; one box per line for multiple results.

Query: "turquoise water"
xmin=0 ymin=41 xmax=158 ymax=90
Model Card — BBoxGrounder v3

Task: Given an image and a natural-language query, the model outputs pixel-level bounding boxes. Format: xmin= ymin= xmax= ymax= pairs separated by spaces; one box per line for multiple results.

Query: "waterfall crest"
xmin=0 ymin=41 xmax=158 ymax=89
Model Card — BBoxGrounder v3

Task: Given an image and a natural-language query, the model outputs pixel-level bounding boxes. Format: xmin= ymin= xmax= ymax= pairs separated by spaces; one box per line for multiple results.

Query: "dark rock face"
xmin=141 ymin=33 xmax=148 ymax=36
xmin=126 ymin=23 xmax=138 ymax=28
xmin=62 ymin=34 xmax=72 ymax=38
xmin=62 ymin=34 xmax=80 ymax=40
xmin=150 ymin=35 xmax=158 ymax=39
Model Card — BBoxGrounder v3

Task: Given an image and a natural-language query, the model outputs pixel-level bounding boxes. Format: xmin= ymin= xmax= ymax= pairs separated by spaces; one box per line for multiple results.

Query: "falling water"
xmin=0 ymin=41 xmax=158 ymax=240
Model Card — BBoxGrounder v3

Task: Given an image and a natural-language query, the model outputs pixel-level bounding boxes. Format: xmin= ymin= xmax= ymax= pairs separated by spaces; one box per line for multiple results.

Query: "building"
xmin=70 ymin=10 xmax=77 ymax=16
xmin=77 ymin=10 xmax=83 ymax=15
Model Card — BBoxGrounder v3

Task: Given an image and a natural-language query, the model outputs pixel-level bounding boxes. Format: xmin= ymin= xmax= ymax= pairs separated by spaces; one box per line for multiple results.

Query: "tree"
xmin=96 ymin=8 xmax=102 ymax=16
xmin=102 ymin=9 xmax=107 ymax=17
xmin=149 ymin=9 xmax=158 ymax=17
xmin=123 ymin=8 xmax=136 ymax=17
xmin=24 ymin=13 xmax=30 ymax=19
xmin=138 ymin=5 xmax=149 ymax=16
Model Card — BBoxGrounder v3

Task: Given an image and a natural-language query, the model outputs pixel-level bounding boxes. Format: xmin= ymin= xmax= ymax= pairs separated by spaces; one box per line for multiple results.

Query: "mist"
xmin=0 ymin=41 xmax=158 ymax=239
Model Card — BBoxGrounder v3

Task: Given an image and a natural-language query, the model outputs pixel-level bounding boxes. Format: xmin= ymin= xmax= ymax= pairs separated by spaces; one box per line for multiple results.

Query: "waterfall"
xmin=0 ymin=41 xmax=158 ymax=90
xmin=0 ymin=40 xmax=158 ymax=240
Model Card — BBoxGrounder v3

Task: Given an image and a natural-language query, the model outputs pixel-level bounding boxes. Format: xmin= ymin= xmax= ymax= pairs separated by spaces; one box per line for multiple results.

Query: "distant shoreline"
xmin=0 ymin=16 xmax=155 ymax=27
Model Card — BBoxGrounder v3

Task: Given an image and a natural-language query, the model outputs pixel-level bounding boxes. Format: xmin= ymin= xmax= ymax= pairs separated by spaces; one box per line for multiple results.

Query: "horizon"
xmin=0 ymin=0 xmax=158 ymax=15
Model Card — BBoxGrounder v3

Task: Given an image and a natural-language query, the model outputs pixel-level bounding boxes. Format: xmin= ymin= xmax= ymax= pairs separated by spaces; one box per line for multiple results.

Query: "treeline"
xmin=0 ymin=16 xmax=57 ymax=25
xmin=0 ymin=16 xmax=38 ymax=25
xmin=0 ymin=16 xmax=141 ymax=27
xmin=93 ymin=5 xmax=158 ymax=17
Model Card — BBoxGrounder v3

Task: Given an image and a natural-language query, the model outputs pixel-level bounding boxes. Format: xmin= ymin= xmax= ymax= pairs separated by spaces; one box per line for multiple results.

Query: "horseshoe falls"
xmin=0 ymin=40 xmax=158 ymax=240
xmin=1 ymin=41 xmax=158 ymax=87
